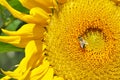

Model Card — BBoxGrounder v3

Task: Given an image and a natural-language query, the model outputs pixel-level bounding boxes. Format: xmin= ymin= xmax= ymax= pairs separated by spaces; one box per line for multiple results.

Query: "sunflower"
xmin=0 ymin=0 xmax=120 ymax=80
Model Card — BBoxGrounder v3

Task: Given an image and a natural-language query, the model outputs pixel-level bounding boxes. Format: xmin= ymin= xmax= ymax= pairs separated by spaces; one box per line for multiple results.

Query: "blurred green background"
xmin=0 ymin=0 xmax=29 ymax=78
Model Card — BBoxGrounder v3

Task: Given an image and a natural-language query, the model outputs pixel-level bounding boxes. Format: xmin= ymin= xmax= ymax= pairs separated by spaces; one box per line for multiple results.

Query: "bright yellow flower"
xmin=0 ymin=24 xmax=44 ymax=48
xmin=19 ymin=0 xmax=57 ymax=13
xmin=0 ymin=0 xmax=50 ymax=24
xmin=0 ymin=0 xmax=120 ymax=80
xmin=0 ymin=0 xmax=64 ymax=80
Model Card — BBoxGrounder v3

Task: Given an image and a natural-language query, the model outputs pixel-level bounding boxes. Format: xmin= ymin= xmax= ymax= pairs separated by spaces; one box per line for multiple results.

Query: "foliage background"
xmin=0 ymin=0 xmax=29 ymax=78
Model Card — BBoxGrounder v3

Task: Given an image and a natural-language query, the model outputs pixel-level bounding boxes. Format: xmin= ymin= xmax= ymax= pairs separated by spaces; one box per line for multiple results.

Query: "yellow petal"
xmin=25 ymin=40 xmax=42 ymax=57
xmin=19 ymin=68 xmax=31 ymax=80
xmin=1 ymin=59 xmax=26 ymax=78
xmin=14 ymin=58 xmax=26 ymax=73
xmin=0 ymin=35 xmax=30 ymax=48
xmin=2 ymin=23 xmax=45 ymax=38
xmin=30 ymin=7 xmax=50 ymax=24
xmin=25 ymin=40 xmax=43 ymax=68
xmin=0 ymin=0 xmax=50 ymax=25
xmin=18 ymin=40 xmax=43 ymax=71
xmin=1 ymin=23 xmax=45 ymax=48
xmin=1 ymin=40 xmax=44 ymax=79
xmin=13 ymin=58 xmax=31 ymax=75
xmin=19 ymin=0 xmax=57 ymax=12
xmin=19 ymin=0 xmax=41 ymax=9
xmin=0 ymin=76 xmax=11 ymax=80
xmin=0 ymin=0 xmax=29 ymax=23
xmin=35 ymin=0 xmax=57 ymax=9
xmin=1 ymin=24 xmax=36 ymax=36
xmin=30 ymin=60 xmax=50 ymax=80
xmin=41 ymin=68 xmax=54 ymax=80
xmin=1 ymin=67 xmax=31 ymax=80
xmin=1 ymin=69 xmax=20 ymax=79
xmin=0 ymin=36 xmax=20 ymax=44
xmin=13 ymin=38 xmax=32 ymax=48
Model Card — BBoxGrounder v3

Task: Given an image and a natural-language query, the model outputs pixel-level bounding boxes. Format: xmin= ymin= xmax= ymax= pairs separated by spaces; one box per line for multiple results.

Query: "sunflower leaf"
xmin=1 ymin=19 xmax=22 ymax=36
xmin=5 ymin=19 xmax=22 ymax=31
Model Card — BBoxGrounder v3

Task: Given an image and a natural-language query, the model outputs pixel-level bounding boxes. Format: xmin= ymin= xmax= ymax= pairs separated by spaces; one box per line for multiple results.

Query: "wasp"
xmin=78 ymin=36 xmax=88 ymax=48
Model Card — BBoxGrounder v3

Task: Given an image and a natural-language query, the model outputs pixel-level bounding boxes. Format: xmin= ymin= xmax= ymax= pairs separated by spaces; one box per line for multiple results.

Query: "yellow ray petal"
xmin=19 ymin=0 xmax=57 ymax=12
xmin=0 ymin=0 xmax=50 ymax=25
xmin=35 ymin=0 xmax=57 ymax=9
xmin=1 ymin=23 xmax=45 ymax=48
xmin=15 ymin=40 xmax=43 ymax=72
xmin=30 ymin=7 xmax=50 ymax=24
xmin=0 ymin=35 xmax=30 ymax=48
xmin=13 ymin=58 xmax=32 ymax=77
xmin=13 ymin=58 xmax=26 ymax=73
xmin=19 ymin=68 xmax=31 ymax=80
xmin=0 ymin=76 xmax=11 ymax=80
xmin=1 ymin=24 xmax=36 ymax=36
xmin=41 ymin=68 xmax=54 ymax=80
xmin=24 ymin=40 xmax=43 ymax=67
xmin=25 ymin=40 xmax=42 ymax=56
xmin=20 ymin=40 xmax=43 ymax=69
xmin=30 ymin=60 xmax=50 ymax=80
xmin=0 ymin=36 xmax=20 ymax=44
xmin=2 ymin=23 xmax=45 ymax=38
xmin=1 ymin=67 xmax=31 ymax=80
xmin=13 ymin=38 xmax=32 ymax=48
xmin=1 ymin=69 xmax=20 ymax=79
xmin=19 ymin=0 xmax=42 ymax=9
xmin=0 ymin=40 xmax=44 ymax=79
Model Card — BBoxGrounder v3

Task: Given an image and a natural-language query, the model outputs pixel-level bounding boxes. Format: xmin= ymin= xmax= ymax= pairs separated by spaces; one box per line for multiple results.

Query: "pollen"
xmin=45 ymin=0 xmax=120 ymax=79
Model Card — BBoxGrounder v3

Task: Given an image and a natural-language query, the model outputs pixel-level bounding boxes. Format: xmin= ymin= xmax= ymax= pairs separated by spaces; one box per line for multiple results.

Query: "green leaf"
xmin=1 ymin=19 xmax=22 ymax=35
xmin=0 ymin=5 xmax=12 ymax=29
xmin=5 ymin=19 xmax=22 ymax=31
xmin=7 ymin=0 xmax=29 ymax=13
xmin=0 ymin=42 xmax=24 ymax=53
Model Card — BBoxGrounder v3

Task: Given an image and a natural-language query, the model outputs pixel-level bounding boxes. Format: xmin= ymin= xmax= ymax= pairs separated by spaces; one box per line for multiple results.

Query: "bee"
xmin=78 ymin=36 xmax=88 ymax=48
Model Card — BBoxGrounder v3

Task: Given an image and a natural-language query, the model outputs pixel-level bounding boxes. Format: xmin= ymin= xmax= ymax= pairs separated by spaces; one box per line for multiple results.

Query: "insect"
xmin=78 ymin=36 xmax=88 ymax=48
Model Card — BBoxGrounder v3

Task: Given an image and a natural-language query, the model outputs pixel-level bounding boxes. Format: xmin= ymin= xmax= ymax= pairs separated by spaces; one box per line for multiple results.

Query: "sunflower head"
xmin=45 ymin=0 xmax=120 ymax=79
xmin=0 ymin=0 xmax=120 ymax=80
